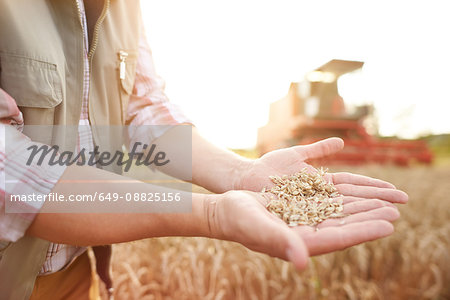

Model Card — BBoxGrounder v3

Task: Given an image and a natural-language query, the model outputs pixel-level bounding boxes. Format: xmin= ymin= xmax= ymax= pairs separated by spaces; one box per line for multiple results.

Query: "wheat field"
xmin=110 ymin=165 xmax=450 ymax=300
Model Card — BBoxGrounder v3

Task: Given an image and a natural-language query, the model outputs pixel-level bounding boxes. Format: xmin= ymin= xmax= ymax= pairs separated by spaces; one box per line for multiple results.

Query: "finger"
xmin=300 ymin=220 xmax=394 ymax=256
xmin=336 ymin=196 xmax=396 ymax=207
xmin=342 ymin=198 xmax=397 ymax=213
xmin=317 ymin=207 xmax=400 ymax=228
xmin=293 ymin=137 xmax=344 ymax=160
xmin=335 ymin=184 xmax=408 ymax=203
xmin=340 ymin=196 xmax=362 ymax=204
xmin=327 ymin=172 xmax=396 ymax=189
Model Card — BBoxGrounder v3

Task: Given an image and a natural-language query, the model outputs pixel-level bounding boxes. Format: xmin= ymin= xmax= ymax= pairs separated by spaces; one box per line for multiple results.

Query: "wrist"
xmin=231 ymin=157 xmax=253 ymax=190
xmin=201 ymin=193 xmax=226 ymax=239
xmin=143 ymin=193 xmax=221 ymax=239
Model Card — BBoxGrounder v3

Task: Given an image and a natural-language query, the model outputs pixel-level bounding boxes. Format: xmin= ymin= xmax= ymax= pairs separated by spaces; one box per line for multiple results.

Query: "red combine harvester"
xmin=257 ymin=59 xmax=433 ymax=166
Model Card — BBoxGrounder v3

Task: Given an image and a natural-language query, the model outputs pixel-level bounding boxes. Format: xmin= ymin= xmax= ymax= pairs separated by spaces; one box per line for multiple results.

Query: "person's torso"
xmin=0 ymin=0 xmax=141 ymax=147
xmin=0 ymin=1 xmax=141 ymax=298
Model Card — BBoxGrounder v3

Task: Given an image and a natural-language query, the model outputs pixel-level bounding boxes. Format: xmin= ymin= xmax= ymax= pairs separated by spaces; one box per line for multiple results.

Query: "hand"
xmin=206 ymin=190 xmax=400 ymax=270
xmin=236 ymin=138 xmax=408 ymax=205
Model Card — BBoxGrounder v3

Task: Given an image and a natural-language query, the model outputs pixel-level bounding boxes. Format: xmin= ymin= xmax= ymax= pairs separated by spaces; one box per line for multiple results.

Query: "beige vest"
xmin=0 ymin=0 xmax=141 ymax=298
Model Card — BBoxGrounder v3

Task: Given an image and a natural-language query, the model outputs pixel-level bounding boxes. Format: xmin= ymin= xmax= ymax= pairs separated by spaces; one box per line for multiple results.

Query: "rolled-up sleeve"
xmin=0 ymin=89 xmax=66 ymax=245
xmin=126 ymin=26 xmax=192 ymax=145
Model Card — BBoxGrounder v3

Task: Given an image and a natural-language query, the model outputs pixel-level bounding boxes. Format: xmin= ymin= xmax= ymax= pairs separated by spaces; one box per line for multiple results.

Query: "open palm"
xmin=211 ymin=190 xmax=401 ymax=270
xmin=237 ymin=138 xmax=408 ymax=205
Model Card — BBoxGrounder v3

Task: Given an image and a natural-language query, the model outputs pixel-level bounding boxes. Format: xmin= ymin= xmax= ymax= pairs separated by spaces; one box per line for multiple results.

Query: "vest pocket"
xmin=0 ymin=53 xmax=63 ymax=108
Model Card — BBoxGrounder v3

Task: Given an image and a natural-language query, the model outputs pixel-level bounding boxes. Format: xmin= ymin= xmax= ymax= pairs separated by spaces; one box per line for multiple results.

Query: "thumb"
xmin=294 ymin=137 xmax=344 ymax=160
xmin=220 ymin=192 xmax=310 ymax=270
xmin=251 ymin=198 xmax=310 ymax=270
xmin=282 ymin=225 xmax=310 ymax=270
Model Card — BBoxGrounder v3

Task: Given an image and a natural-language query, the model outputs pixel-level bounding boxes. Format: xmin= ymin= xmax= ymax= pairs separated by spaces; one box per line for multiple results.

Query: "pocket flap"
xmin=0 ymin=53 xmax=63 ymax=108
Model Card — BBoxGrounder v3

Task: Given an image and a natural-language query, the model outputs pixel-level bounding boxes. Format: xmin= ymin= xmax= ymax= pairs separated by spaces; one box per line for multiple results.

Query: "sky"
xmin=140 ymin=0 xmax=450 ymax=148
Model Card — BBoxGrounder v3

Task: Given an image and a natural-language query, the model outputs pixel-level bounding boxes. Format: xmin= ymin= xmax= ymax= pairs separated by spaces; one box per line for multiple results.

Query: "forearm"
xmin=26 ymin=165 xmax=213 ymax=246
xmin=153 ymin=126 xmax=250 ymax=193
xmin=191 ymin=128 xmax=250 ymax=192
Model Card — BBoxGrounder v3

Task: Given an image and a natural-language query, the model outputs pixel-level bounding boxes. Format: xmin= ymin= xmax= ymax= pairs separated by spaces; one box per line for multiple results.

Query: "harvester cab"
xmin=257 ymin=59 xmax=433 ymax=166
xmin=297 ymin=59 xmax=366 ymax=120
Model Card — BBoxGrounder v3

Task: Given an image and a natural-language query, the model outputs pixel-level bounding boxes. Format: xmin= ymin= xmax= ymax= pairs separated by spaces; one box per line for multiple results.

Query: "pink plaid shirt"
xmin=0 ymin=1 xmax=189 ymax=275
